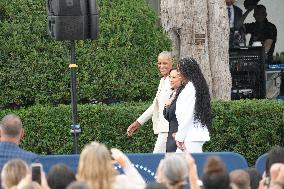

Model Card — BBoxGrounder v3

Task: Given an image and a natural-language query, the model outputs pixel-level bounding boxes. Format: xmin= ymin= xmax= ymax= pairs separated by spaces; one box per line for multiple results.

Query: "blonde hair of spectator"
xmin=76 ymin=142 xmax=117 ymax=189
xmin=229 ymin=170 xmax=251 ymax=189
xmin=1 ymin=159 xmax=29 ymax=189
xmin=162 ymin=153 xmax=188 ymax=188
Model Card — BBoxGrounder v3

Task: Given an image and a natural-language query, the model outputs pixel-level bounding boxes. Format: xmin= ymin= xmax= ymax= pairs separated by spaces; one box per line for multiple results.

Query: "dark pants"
xmin=166 ymin=132 xmax=177 ymax=152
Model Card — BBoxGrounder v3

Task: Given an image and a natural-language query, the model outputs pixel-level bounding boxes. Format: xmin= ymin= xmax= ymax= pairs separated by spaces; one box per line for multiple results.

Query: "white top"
xmin=175 ymin=82 xmax=210 ymax=142
xmin=137 ymin=76 xmax=172 ymax=134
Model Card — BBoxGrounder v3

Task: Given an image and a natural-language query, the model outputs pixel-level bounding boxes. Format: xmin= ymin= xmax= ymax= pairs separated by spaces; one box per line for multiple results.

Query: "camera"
xmin=31 ymin=163 xmax=42 ymax=184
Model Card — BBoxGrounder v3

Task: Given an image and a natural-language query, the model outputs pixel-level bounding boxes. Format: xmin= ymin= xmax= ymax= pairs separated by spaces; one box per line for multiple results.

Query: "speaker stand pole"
xmin=69 ymin=40 xmax=81 ymax=154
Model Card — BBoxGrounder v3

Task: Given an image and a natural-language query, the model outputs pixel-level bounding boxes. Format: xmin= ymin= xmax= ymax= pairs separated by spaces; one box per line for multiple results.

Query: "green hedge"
xmin=0 ymin=0 xmax=171 ymax=107
xmin=0 ymin=99 xmax=283 ymax=166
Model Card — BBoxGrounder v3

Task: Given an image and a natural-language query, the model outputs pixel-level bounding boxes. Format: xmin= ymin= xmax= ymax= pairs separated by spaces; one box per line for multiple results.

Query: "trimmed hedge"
xmin=0 ymin=99 xmax=283 ymax=166
xmin=0 ymin=0 xmax=171 ymax=107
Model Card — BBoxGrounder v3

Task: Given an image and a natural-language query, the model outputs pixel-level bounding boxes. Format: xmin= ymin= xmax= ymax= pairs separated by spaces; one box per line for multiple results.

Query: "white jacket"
xmin=175 ymin=82 xmax=210 ymax=142
xmin=137 ymin=77 xmax=172 ymax=134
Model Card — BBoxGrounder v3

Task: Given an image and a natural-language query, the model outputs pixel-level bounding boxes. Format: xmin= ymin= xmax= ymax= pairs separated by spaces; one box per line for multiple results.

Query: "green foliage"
xmin=274 ymin=53 xmax=284 ymax=63
xmin=0 ymin=100 xmax=283 ymax=166
xmin=0 ymin=0 xmax=171 ymax=107
xmin=204 ymin=99 xmax=284 ymax=166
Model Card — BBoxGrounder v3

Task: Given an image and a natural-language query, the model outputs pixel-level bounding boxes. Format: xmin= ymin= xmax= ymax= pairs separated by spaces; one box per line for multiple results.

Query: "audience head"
xmin=202 ymin=156 xmax=230 ymax=189
xmin=47 ymin=163 xmax=76 ymax=189
xmin=229 ymin=169 xmax=251 ymax=189
xmin=177 ymin=57 xmax=212 ymax=129
xmin=158 ymin=153 xmax=188 ymax=189
xmin=145 ymin=182 xmax=167 ymax=189
xmin=157 ymin=51 xmax=173 ymax=78
xmin=1 ymin=159 xmax=29 ymax=189
xmin=67 ymin=181 xmax=90 ymax=189
xmin=253 ymin=5 xmax=267 ymax=22
xmin=0 ymin=114 xmax=24 ymax=144
xmin=245 ymin=168 xmax=261 ymax=189
xmin=76 ymin=141 xmax=117 ymax=189
xmin=265 ymin=146 xmax=284 ymax=177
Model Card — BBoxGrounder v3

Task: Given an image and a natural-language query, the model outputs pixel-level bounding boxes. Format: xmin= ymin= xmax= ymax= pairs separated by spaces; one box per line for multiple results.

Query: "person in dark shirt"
xmin=226 ymin=0 xmax=244 ymax=47
xmin=240 ymin=4 xmax=277 ymax=63
xmin=163 ymin=68 xmax=183 ymax=152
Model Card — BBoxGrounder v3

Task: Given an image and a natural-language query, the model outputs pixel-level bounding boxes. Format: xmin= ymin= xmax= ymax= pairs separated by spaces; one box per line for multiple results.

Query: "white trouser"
xmin=153 ymin=132 xmax=168 ymax=153
xmin=176 ymin=141 xmax=205 ymax=153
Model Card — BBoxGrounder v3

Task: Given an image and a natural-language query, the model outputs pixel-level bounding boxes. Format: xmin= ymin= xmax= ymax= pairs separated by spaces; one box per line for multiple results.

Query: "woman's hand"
xmin=176 ymin=141 xmax=186 ymax=151
xmin=110 ymin=148 xmax=131 ymax=168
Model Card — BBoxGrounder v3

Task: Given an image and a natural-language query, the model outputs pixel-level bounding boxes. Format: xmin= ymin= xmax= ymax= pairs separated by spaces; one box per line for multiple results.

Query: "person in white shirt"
xmin=175 ymin=57 xmax=211 ymax=153
xmin=127 ymin=51 xmax=173 ymax=153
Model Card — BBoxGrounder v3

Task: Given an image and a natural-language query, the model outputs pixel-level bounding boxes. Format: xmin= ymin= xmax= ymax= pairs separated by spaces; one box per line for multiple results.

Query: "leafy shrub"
xmin=0 ymin=0 xmax=171 ymax=107
xmin=0 ymin=100 xmax=283 ymax=166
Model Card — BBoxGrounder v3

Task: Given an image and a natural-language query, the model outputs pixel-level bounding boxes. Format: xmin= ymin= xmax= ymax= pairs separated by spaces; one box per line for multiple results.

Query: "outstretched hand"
xmin=127 ymin=121 xmax=141 ymax=136
xmin=110 ymin=148 xmax=131 ymax=168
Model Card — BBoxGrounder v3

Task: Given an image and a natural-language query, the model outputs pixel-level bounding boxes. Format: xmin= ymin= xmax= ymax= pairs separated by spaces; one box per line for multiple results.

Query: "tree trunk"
xmin=160 ymin=0 xmax=231 ymax=100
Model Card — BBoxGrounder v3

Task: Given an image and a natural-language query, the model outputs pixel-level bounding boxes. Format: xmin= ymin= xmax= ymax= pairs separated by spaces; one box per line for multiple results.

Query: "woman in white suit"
xmin=175 ymin=57 xmax=212 ymax=153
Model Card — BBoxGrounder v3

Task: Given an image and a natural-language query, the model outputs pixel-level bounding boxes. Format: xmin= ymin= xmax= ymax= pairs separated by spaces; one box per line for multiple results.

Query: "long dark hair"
xmin=177 ymin=57 xmax=212 ymax=129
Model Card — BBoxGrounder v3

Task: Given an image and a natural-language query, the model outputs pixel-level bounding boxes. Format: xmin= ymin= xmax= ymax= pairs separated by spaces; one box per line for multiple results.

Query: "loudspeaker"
xmin=47 ymin=0 xmax=99 ymax=40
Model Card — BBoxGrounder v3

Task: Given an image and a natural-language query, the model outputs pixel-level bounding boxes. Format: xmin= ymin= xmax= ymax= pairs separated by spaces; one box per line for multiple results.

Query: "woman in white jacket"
xmin=175 ymin=57 xmax=212 ymax=153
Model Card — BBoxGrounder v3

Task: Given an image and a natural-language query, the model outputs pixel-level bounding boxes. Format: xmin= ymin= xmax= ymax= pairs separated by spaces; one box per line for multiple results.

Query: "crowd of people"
xmin=0 ymin=115 xmax=283 ymax=189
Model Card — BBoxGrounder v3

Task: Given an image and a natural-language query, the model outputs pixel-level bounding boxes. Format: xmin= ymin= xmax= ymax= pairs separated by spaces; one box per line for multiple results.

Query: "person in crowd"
xmin=226 ymin=0 xmax=244 ymax=47
xmin=245 ymin=168 xmax=261 ymax=189
xmin=127 ymin=51 xmax=173 ymax=153
xmin=144 ymin=182 xmax=167 ymax=189
xmin=265 ymin=146 xmax=284 ymax=178
xmin=258 ymin=163 xmax=284 ymax=189
xmin=17 ymin=173 xmax=49 ymax=189
xmin=229 ymin=169 xmax=251 ymax=189
xmin=47 ymin=164 xmax=76 ymax=189
xmin=67 ymin=181 xmax=90 ymax=189
xmin=0 ymin=114 xmax=38 ymax=187
xmin=1 ymin=159 xmax=29 ymax=189
xmin=155 ymin=153 xmax=188 ymax=189
xmin=185 ymin=153 xmax=203 ymax=189
xmin=163 ymin=68 xmax=183 ymax=152
xmin=202 ymin=156 xmax=230 ymax=189
xmin=239 ymin=4 xmax=277 ymax=63
xmin=76 ymin=141 xmax=145 ymax=189
xmin=174 ymin=57 xmax=211 ymax=152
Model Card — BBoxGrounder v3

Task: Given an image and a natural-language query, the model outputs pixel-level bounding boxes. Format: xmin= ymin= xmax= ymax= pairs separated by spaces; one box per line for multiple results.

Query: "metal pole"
xmin=69 ymin=40 xmax=81 ymax=154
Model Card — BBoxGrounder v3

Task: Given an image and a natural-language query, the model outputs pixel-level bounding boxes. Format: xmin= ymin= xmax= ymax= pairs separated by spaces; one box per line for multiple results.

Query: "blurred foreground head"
xmin=202 ymin=156 xmax=230 ymax=189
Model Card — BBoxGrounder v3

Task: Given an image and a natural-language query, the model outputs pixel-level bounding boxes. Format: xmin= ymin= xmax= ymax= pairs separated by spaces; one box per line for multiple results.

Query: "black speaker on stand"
xmin=46 ymin=0 xmax=99 ymax=154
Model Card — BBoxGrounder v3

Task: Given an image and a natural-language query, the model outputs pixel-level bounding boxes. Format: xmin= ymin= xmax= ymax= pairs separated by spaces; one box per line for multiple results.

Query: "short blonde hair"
xmin=1 ymin=159 xmax=29 ymax=189
xmin=76 ymin=142 xmax=117 ymax=189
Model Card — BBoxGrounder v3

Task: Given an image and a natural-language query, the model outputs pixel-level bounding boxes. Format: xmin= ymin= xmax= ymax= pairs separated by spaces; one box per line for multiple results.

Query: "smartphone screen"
xmin=31 ymin=164 xmax=42 ymax=184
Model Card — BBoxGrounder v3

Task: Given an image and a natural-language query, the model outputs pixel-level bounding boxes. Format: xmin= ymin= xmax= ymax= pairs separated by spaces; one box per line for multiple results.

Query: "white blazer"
xmin=175 ymin=82 xmax=210 ymax=142
xmin=137 ymin=77 xmax=171 ymax=134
